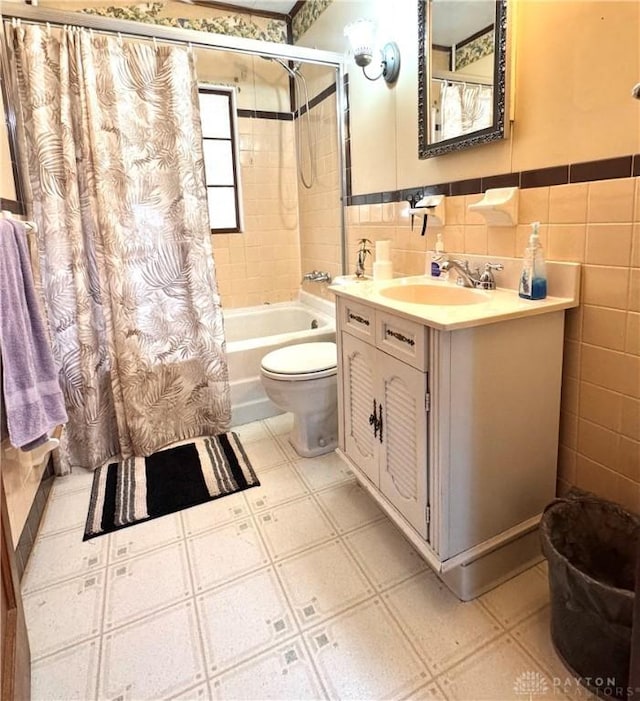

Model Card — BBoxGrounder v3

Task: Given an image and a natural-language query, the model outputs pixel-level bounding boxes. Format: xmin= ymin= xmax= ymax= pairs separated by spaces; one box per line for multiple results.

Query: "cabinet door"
xmin=341 ymin=332 xmax=378 ymax=485
xmin=377 ymin=351 xmax=429 ymax=538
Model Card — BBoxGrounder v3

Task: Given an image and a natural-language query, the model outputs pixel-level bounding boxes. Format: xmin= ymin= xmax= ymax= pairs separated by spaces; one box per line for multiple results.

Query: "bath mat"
xmin=83 ymin=433 xmax=259 ymax=540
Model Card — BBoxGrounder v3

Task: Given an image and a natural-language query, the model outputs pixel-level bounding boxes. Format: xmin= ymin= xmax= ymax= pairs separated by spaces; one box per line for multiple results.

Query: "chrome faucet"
xmin=302 ymin=270 xmax=331 ymax=283
xmin=440 ymin=259 xmax=504 ymax=290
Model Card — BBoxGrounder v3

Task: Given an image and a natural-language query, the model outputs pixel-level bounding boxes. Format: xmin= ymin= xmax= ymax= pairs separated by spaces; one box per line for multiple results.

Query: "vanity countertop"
xmin=329 ymin=274 xmax=580 ymax=331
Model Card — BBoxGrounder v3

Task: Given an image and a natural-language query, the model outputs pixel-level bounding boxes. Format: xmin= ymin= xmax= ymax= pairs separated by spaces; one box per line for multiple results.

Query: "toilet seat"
xmin=261 ymin=342 xmax=337 ymax=381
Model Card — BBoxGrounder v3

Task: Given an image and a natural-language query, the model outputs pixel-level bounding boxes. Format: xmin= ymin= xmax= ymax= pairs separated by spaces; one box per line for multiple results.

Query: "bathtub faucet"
xmin=302 ymin=270 xmax=331 ymax=283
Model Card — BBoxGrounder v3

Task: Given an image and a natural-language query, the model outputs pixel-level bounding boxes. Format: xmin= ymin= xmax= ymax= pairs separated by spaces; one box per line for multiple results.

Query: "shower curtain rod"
xmin=0 ymin=1 xmax=343 ymax=67
xmin=432 ymin=71 xmax=492 ymax=87
xmin=433 ymin=76 xmax=492 ymax=88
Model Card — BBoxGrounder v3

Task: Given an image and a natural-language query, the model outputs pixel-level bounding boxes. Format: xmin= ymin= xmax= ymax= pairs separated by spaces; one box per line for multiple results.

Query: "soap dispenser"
xmin=518 ymin=222 xmax=547 ymax=300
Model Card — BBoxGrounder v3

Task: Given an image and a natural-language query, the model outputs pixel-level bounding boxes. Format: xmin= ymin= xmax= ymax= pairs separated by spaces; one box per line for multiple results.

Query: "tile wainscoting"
xmin=346 ymin=172 xmax=640 ymax=512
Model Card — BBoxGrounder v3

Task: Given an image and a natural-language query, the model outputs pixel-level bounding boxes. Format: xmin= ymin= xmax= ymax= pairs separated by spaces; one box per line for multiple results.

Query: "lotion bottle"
xmin=518 ymin=222 xmax=547 ymax=300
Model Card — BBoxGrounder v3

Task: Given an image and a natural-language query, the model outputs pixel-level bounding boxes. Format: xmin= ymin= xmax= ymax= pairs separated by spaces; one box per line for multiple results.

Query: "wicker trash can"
xmin=540 ymin=495 xmax=639 ymax=700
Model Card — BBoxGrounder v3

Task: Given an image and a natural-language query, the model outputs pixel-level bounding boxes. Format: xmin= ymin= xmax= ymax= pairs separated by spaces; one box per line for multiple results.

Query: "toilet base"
xmin=288 ymin=405 xmax=338 ymax=458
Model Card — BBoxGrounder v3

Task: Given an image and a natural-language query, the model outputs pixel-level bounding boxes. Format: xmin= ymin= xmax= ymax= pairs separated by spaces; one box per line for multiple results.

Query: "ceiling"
xmin=431 ymin=1 xmax=496 ymax=47
xmin=213 ymin=0 xmax=298 ymax=15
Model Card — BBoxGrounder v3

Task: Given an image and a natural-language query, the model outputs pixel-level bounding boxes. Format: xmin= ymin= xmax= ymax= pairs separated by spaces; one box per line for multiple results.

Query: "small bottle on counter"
xmin=518 ymin=222 xmax=547 ymax=300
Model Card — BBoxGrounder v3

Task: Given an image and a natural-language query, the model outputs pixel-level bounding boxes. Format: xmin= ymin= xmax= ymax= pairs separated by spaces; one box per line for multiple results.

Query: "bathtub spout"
xmin=302 ymin=270 xmax=331 ymax=283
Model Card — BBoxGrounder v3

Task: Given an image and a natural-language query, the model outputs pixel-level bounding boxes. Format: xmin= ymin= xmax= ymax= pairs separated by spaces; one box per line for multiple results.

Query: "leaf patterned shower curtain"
xmin=7 ymin=23 xmax=231 ymax=473
xmin=441 ymin=82 xmax=493 ymax=141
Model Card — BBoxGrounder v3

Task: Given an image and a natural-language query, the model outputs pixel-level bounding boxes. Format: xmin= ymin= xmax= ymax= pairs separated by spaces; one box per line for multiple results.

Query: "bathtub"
xmin=225 ymin=292 xmax=336 ymax=425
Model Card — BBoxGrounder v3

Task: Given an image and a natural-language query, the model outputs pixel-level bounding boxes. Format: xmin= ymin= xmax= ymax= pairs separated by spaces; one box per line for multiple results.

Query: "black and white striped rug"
xmin=83 ymin=433 xmax=259 ymax=540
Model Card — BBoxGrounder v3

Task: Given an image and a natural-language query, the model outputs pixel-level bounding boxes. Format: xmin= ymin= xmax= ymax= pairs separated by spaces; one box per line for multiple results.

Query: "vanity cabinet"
xmin=339 ymin=298 xmax=429 ymax=538
xmin=334 ymin=289 xmax=569 ymax=600
xmin=341 ymin=331 xmax=428 ymax=538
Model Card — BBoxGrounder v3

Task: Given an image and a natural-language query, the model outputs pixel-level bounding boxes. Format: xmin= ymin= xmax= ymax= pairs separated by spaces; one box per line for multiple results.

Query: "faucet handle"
xmin=478 ymin=262 xmax=504 ymax=290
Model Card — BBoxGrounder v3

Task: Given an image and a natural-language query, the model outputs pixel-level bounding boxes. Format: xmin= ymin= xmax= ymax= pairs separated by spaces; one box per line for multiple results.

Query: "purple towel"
xmin=0 ymin=219 xmax=67 ymax=450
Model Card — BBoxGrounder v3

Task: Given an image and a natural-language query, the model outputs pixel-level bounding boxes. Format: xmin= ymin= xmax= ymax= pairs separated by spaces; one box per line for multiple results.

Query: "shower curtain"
xmin=441 ymin=82 xmax=493 ymax=140
xmin=7 ymin=23 xmax=231 ymax=473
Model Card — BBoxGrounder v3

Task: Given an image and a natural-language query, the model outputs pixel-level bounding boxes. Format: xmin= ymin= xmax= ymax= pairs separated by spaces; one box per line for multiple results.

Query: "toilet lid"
xmin=261 ymin=342 xmax=337 ymax=375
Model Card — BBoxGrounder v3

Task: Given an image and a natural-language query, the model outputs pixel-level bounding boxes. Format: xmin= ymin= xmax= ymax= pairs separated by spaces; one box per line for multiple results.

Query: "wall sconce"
xmin=343 ymin=19 xmax=401 ymax=84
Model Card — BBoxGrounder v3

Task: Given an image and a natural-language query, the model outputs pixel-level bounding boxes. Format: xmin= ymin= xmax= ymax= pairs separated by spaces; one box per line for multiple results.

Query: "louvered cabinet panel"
xmin=378 ymin=352 xmax=429 ymax=538
xmin=341 ymin=332 xmax=378 ymax=485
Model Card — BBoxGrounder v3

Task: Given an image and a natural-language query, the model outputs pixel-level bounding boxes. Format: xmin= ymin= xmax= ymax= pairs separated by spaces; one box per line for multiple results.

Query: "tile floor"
xmin=22 ymin=414 xmax=594 ymax=701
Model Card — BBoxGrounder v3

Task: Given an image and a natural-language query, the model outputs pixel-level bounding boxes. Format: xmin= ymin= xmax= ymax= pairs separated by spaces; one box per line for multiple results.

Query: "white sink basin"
xmin=379 ymin=284 xmax=488 ymax=306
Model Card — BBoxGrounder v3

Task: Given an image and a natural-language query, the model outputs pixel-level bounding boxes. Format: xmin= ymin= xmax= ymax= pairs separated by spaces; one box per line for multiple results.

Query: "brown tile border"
xmin=346 ymin=154 xmax=639 ymax=206
xmin=520 ymin=165 xmax=569 ymax=189
xmin=237 ymin=109 xmax=293 ymax=121
xmin=569 ymin=155 xmax=633 ymax=183
xmin=481 ymin=172 xmax=520 ymax=190
xmin=450 ymin=178 xmax=482 ymax=196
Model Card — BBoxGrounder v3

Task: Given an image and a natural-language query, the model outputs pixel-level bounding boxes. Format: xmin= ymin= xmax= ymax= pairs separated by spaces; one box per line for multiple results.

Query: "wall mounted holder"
xmin=408 ymin=194 xmax=446 ymax=234
xmin=467 ymin=187 xmax=518 ymax=226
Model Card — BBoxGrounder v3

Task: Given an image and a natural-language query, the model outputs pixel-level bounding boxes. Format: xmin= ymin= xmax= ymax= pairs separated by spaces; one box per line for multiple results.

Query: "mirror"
xmin=418 ymin=0 xmax=508 ymax=159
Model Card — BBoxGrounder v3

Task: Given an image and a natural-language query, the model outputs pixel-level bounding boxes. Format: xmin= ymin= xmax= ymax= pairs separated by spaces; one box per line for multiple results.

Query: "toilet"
xmin=260 ymin=341 xmax=338 ymax=458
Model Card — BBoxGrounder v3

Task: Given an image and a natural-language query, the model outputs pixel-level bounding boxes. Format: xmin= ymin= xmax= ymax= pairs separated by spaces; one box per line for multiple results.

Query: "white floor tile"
xmin=245 ymin=463 xmax=309 ymax=512
xmin=256 ymin=496 xmax=336 ymax=561
xmin=277 ymin=539 xmax=373 ymax=629
xmin=513 ymin=606 xmax=598 ymax=700
xmin=263 ymin=412 xmax=294 ymax=437
xmin=480 ymin=566 xmax=550 ymax=628
xmin=104 ymin=542 xmax=192 ymax=630
xmin=168 ymin=683 xmax=212 ymax=700
xmin=384 ymin=571 xmax=502 ymax=675
xmin=404 ymin=681 xmax=449 ymax=700
xmin=31 ymin=639 xmax=100 ymax=701
xmin=23 ymin=432 xmax=566 ymax=700
xmin=231 ymin=420 xmax=272 ymax=444
xmin=198 ymin=567 xmax=295 ymax=676
xmin=305 ymin=598 xmax=428 ymax=700
xmin=38 ymin=488 xmax=91 ymax=537
xmin=181 ymin=491 xmax=250 ymax=537
xmin=23 ymin=573 xmax=104 ymax=659
xmin=110 ymin=512 xmax=183 ymax=562
xmin=187 ymin=519 xmax=269 ymax=592
xmin=293 ymin=452 xmax=354 ymax=492
xmin=210 ymin=638 xmax=325 ymax=701
xmin=344 ymin=520 xmax=427 ymax=591
xmin=100 ymin=601 xmax=206 ymax=700
xmin=50 ymin=468 xmax=95 ymax=497
xmin=439 ymin=634 xmax=556 ymax=700
xmin=275 ymin=434 xmax=302 ymax=461
xmin=22 ymin=528 xmax=107 ymax=594
xmin=242 ymin=437 xmax=288 ymax=472
xmin=315 ymin=480 xmax=386 ymax=534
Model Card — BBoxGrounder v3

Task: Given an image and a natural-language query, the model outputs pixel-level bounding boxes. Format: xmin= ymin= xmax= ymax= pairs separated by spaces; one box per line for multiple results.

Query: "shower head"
xmin=261 ymin=55 xmax=302 ymax=78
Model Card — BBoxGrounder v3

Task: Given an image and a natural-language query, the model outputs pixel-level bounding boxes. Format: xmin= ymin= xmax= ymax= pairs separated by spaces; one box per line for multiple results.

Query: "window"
xmin=198 ymin=86 xmax=243 ymax=233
